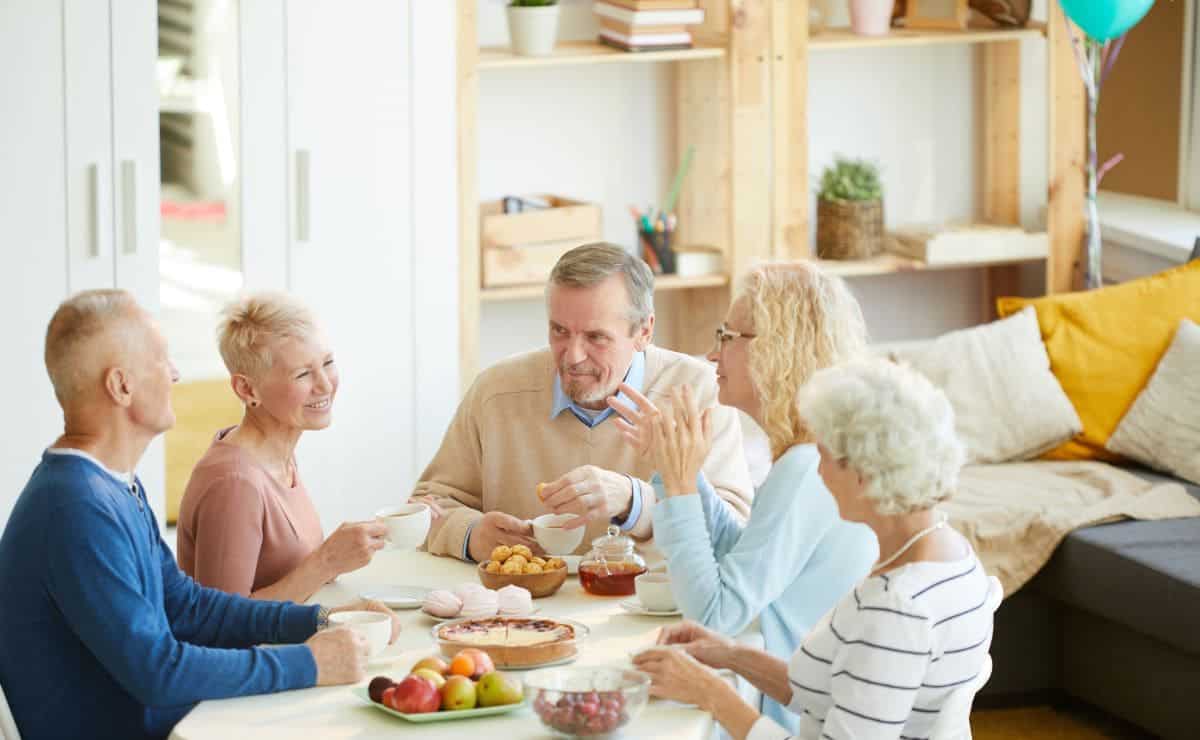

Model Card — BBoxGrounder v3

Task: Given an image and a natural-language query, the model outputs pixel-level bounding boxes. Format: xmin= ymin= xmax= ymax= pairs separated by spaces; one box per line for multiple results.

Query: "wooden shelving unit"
xmin=478 ymin=41 xmax=726 ymax=70
xmin=482 ymin=273 xmax=729 ymax=303
xmin=816 ymin=252 xmax=1047 ymax=278
xmin=457 ymin=2 xmax=1084 ymax=390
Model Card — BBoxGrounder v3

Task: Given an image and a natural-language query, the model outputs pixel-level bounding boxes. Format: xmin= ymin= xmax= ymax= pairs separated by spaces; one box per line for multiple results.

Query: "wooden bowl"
xmin=477 ymin=561 xmax=567 ymax=598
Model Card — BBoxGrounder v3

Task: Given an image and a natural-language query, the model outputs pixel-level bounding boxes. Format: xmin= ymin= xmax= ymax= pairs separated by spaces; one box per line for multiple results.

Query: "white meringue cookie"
xmin=422 ymin=589 xmax=463 ymax=618
xmin=452 ymin=582 xmax=489 ymax=603
xmin=458 ymin=588 xmax=500 ymax=619
xmin=496 ymin=585 xmax=534 ymax=617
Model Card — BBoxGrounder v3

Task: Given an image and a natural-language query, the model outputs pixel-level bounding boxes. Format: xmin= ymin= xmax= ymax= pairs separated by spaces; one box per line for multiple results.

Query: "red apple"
xmin=457 ymin=648 xmax=494 ymax=680
xmin=390 ymin=674 xmax=441 ymax=714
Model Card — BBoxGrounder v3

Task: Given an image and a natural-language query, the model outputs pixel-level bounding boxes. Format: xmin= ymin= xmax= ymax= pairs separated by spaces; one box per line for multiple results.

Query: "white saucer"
xmin=421 ymin=606 xmax=542 ymax=623
xmin=618 ymin=598 xmax=680 ymax=617
xmin=359 ymin=585 xmax=430 ymax=610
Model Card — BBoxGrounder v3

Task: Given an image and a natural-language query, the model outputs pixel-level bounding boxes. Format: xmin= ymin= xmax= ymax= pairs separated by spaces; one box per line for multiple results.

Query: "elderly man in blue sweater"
xmin=0 ymin=289 xmax=398 ymax=740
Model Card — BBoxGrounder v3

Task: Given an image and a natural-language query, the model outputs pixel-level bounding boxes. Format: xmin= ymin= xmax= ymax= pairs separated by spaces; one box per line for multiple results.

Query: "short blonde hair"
xmin=798 ymin=359 xmax=966 ymax=515
xmin=44 ymin=289 xmax=141 ymax=404
xmin=741 ymin=262 xmax=867 ymax=459
xmin=218 ymin=292 xmax=316 ymax=377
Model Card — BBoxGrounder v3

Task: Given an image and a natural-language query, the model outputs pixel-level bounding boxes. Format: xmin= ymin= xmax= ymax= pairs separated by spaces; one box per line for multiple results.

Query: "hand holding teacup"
xmin=374 ymin=501 xmax=433 ymax=550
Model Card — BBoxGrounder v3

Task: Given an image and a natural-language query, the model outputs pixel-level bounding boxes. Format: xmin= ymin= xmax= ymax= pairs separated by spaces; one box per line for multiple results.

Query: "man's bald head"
xmin=44 ymin=290 xmax=145 ymax=406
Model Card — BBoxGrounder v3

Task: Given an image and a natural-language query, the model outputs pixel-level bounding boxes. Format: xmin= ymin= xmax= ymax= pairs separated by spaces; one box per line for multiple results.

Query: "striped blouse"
xmin=747 ymin=545 xmax=1000 ymax=740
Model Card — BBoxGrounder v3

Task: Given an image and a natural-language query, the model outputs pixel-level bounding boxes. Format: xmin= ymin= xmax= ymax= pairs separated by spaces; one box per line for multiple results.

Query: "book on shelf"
xmin=598 ymin=18 xmax=690 ymax=36
xmin=604 ymin=0 xmax=699 ymax=11
xmin=593 ymin=2 xmax=706 ymax=27
xmin=672 ymin=244 xmax=723 ymax=278
xmin=598 ymin=29 xmax=693 ymax=51
xmin=887 ymin=223 xmax=1049 ymax=265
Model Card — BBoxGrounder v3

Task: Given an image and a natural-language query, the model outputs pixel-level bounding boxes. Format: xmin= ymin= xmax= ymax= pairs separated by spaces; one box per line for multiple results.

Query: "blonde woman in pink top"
xmin=178 ymin=293 xmax=393 ymax=602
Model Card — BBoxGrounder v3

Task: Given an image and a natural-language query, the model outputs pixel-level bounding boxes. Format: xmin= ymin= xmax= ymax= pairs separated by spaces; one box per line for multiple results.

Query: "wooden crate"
xmin=480 ymin=195 xmax=602 ymax=288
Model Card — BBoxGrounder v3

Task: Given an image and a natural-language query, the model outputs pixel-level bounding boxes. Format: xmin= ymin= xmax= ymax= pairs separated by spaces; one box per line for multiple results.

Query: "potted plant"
xmin=815 ymin=156 xmax=885 ymax=260
xmin=507 ymin=0 xmax=560 ymax=57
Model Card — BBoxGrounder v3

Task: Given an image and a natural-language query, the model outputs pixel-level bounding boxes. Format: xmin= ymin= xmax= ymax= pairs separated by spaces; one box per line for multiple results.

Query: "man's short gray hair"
xmin=547 ymin=242 xmax=655 ymax=330
xmin=44 ymin=289 xmax=141 ymax=404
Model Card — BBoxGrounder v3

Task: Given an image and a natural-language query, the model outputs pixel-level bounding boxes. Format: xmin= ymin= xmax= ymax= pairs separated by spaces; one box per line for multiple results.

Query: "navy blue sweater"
xmin=0 ymin=451 xmax=320 ymax=739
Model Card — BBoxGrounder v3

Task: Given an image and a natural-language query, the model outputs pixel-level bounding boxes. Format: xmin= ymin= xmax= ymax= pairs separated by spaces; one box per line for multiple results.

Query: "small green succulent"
xmin=510 ymin=0 xmax=557 ymax=6
xmin=818 ymin=156 xmax=883 ymax=202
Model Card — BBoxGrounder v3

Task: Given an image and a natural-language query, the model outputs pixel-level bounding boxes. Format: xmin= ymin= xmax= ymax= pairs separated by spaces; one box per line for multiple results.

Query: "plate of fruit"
xmin=355 ymin=648 xmax=526 ymax=722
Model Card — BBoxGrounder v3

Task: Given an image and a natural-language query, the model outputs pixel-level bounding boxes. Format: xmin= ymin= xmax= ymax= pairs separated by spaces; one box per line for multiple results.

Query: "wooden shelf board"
xmin=478 ymin=41 xmax=726 ymax=70
xmin=814 ymin=253 xmax=1046 ymax=277
xmin=809 ymin=23 xmax=1046 ymax=51
xmin=482 ymin=272 xmax=729 ymax=303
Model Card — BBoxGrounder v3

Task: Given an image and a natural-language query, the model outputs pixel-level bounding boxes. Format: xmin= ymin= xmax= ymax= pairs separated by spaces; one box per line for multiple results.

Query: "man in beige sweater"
xmin=417 ymin=243 xmax=753 ymax=562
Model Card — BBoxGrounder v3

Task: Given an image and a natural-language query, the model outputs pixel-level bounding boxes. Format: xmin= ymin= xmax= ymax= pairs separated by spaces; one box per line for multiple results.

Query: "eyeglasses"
xmin=714 ymin=323 xmax=756 ymax=348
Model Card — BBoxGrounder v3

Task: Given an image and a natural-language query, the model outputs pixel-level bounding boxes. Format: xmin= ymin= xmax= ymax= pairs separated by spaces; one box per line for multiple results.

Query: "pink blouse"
xmin=177 ymin=428 xmax=325 ymax=596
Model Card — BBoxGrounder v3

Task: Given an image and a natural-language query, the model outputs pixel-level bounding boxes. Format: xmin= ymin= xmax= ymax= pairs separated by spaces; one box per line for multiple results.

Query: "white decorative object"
xmin=896 ymin=307 xmax=1082 ymax=464
xmin=1107 ymin=319 xmax=1200 ymax=485
xmin=507 ymin=2 xmax=560 ymax=57
xmin=849 ymin=0 xmax=896 ymax=36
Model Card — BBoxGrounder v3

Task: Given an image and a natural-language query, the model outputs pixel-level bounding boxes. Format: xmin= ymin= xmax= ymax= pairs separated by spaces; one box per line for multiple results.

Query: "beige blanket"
xmin=943 ymin=462 xmax=1200 ymax=595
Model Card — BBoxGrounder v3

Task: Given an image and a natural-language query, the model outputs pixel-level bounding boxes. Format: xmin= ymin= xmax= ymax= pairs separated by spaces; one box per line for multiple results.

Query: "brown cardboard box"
xmin=481 ymin=195 xmax=602 ymax=288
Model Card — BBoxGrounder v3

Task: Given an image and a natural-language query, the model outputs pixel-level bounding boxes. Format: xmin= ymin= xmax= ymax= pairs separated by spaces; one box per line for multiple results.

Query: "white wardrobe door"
xmin=111 ymin=0 xmax=166 ymax=524
xmin=285 ymin=0 xmax=416 ymax=528
xmin=63 ymin=0 xmax=115 ymax=293
xmin=0 ymin=1 xmax=72 ymax=525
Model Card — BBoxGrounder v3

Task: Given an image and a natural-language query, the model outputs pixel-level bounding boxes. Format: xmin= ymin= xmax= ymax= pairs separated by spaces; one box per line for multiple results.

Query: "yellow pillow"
xmin=996 ymin=260 xmax=1200 ymax=461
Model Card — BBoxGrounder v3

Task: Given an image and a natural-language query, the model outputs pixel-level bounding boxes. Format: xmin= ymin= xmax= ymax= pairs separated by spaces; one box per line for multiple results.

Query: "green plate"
xmin=351 ymin=687 xmax=527 ymax=722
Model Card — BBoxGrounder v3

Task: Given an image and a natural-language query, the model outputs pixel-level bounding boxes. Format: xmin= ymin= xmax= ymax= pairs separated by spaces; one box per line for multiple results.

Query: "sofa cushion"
xmin=997 ymin=259 xmax=1200 ymax=462
xmin=1032 ymin=469 xmax=1200 ymax=656
xmin=1107 ymin=319 xmax=1200 ymax=486
xmin=897 ymin=307 xmax=1081 ymax=464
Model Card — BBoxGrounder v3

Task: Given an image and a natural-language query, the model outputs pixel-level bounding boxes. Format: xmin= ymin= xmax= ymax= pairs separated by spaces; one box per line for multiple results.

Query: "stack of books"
xmin=887 ymin=223 xmax=1050 ymax=266
xmin=593 ymin=0 xmax=706 ymax=53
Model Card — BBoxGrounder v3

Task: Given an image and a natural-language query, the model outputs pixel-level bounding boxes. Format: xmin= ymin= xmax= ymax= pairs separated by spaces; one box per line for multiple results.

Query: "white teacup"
xmin=531 ymin=513 xmax=585 ymax=555
xmin=634 ymin=572 xmax=677 ymax=612
xmin=375 ymin=503 xmax=431 ymax=550
xmin=328 ymin=610 xmax=391 ymax=658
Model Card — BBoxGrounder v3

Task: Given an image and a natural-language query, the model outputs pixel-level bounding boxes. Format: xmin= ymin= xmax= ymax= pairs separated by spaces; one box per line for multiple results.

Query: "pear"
xmin=477 ymin=670 xmax=523 ymax=707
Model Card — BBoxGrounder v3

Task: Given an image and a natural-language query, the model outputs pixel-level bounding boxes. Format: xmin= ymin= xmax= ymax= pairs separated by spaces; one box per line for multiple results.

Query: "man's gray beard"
xmin=564 ymin=378 xmax=615 ymax=406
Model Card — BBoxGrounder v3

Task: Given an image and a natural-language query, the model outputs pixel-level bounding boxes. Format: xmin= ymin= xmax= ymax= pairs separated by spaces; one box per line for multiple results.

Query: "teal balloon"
xmin=1059 ymin=0 xmax=1155 ymax=41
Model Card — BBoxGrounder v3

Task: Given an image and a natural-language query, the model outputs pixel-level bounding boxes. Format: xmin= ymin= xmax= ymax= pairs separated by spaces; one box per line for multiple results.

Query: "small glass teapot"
xmin=578 ymin=525 xmax=647 ymax=596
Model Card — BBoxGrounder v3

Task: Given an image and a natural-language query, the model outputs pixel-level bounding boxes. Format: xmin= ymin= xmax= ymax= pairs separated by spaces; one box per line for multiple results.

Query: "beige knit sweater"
xmin=416 ymin=345 xmax=754 ymax=559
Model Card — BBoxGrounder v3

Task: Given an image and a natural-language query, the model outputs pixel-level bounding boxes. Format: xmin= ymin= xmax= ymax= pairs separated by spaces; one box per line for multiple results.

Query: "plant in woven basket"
xmin=816 ymin=157 xmax=884 ymax=260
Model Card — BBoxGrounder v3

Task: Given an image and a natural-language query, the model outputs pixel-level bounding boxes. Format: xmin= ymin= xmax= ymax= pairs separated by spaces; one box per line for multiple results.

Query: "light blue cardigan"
xmin=652 ymin=444 xmax=878 ymax=731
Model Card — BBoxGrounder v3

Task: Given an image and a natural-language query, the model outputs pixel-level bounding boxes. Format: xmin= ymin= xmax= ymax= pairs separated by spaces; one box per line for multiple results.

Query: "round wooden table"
xmin=171 ymin=549 xmax=758 ymax=739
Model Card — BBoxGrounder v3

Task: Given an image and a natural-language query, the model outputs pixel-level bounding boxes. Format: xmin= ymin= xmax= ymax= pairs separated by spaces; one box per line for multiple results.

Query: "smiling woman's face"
xmin=706 ymin=296 xmax=757 ymax=416
xmin=253 ymin=334 xmax=338 ymax=431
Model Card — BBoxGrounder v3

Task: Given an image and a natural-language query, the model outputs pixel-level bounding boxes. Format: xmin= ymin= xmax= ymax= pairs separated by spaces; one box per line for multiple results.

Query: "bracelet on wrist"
xmin=316 ymin=605 xmax=331 ymax=631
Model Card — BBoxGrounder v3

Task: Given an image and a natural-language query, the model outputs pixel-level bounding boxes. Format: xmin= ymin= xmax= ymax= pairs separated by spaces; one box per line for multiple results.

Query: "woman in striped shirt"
xmin=634 ymin=358 xmax=1001 ymax=740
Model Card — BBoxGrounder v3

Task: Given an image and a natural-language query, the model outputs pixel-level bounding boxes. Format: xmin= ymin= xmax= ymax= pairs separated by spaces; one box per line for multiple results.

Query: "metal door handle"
xmin=87 ymin=163 xmax=101 ymax=258
xmin=296 ymin=149 xmax=311 ymax=242
xmin=120 ymin=160 xmax=137 ymax=254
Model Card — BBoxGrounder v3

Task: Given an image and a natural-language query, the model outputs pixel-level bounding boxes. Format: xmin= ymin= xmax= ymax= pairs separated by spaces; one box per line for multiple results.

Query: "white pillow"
xmin=1107 ymin=319 xmax=1200 ymax=485
xmin=898 ymin=307 xmax=1082 ymax=464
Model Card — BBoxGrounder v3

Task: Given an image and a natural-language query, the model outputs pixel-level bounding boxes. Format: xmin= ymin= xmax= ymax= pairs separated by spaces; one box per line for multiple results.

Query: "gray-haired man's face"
xmin=547 ymin=275 xmax=652 ymax=410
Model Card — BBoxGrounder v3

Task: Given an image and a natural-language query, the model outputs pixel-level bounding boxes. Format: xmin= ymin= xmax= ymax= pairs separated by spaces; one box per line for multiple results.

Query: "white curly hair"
xmin=797 ymin=358 xmax=966 ymax=515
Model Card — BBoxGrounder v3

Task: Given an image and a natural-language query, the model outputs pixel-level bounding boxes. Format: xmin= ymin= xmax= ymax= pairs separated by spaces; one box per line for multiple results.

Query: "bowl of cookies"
xmin=478 ymin=545 xmax=568 ymax=598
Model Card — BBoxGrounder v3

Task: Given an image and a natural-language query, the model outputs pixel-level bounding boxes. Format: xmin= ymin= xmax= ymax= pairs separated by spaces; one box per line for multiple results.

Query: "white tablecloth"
xmin=171 ymin=549 xmax=761 ymax=739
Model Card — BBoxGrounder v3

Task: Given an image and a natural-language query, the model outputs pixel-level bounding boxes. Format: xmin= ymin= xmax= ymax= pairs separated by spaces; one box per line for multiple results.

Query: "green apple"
xmin=477 ymin=671 xmax=523 ymax=707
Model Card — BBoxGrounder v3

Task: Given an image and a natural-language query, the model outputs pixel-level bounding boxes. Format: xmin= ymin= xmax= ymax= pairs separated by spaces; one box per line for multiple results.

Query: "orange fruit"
xmin=448 ymin=652 xmax=475 ymax=678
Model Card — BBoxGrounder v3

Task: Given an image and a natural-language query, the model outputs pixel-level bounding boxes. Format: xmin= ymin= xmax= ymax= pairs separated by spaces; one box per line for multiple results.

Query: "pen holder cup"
xmin=637 ymin=229 xmax=676 ymax=275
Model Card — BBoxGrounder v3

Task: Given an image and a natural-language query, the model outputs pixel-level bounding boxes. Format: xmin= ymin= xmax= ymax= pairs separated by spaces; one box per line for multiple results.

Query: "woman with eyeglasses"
xmin=610 ymin=262 xmax=878 ymax=731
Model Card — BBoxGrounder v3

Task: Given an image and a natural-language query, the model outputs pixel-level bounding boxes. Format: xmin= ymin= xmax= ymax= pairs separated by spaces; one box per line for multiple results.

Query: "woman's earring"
xmin=250 ymin=400 xmax=259 ymax=408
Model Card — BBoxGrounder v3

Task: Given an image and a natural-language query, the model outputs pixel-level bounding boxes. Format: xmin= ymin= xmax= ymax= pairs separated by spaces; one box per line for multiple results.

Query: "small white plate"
xmin=360 ymin=585 xmax=430 ymax=610
xmin=420 ymin=606 xmax=542 ymax=623
xmin=618 ymin=598 xmax=681 ymax=617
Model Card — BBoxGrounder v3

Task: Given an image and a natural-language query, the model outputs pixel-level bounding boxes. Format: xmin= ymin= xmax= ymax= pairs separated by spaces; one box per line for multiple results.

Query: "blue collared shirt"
xmin=462 ymin=353 xmax=648 ymax=561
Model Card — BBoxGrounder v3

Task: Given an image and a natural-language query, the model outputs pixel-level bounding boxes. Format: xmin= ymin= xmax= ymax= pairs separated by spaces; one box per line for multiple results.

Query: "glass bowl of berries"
xmin=524 ymin=667 xmax=649 ymax=738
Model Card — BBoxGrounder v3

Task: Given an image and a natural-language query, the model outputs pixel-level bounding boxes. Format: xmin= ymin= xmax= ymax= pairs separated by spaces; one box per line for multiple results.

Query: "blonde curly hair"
xmin=741 ymin=262 xmax=867 ymax=459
